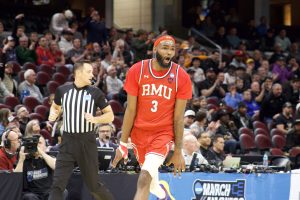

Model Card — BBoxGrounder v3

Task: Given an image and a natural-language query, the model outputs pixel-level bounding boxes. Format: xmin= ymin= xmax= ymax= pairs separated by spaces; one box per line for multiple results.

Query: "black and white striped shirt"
xmin=54 ymin=83 xmax=108 ymax=133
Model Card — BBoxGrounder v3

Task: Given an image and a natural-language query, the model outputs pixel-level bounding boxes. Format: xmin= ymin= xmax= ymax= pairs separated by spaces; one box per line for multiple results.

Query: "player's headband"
xmin=153 ymin=35 xmax=175 ymax=48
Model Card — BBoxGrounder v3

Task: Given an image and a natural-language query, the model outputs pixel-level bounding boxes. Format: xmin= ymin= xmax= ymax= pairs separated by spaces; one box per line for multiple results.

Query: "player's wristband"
xmin=118 ymin=141 xmax=128 ymax=159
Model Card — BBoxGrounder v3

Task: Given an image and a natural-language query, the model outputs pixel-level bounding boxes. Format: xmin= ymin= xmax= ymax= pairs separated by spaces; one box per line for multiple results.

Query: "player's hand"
xmin=166 ymin=149 xmax=185 ymax=176
xmin=111 ymin=141 xmax=128 ymax=168
xmin=84 ymin=113 xmax=96 ymax=123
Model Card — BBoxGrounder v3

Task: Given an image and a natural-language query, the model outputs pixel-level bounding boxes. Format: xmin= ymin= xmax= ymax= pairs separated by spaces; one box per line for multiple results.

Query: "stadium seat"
xmin=272 ymin=135 xmax=286 ymax=149
xmin=270 ymin=148 xmax=284 ymax=156
xmin=23 ymin=62 xmax=37 ymax=72
xmin=56 ymin=65 xmax=70 ymax=76
xmin=4 ymin=96 xmax=20 ymax=110
xmin=18 ymin=70 xmax=25 ymax=82
xmin=47 ymin=81 xmax=59 ymax=94
xmin=23 ymin=96 xmax=40 ymax=112
xmin=289 ymin=147 xmax=300 ymax=157
xmin=34 ymin=105 xmax=49 ymax=121
xmin=29 ymin=112 xmax=44 ymax=122
xmin=251 ymin=113 xmax=259 ymax=122
xmin=40 ymin=129 xmax=52 ymax=145
xmin=36 ymin=71 xmax=51 ymax=86
xmin=206 ymin=96 xmax=218 ymax=106
xmin=109 ymin=100 xmax=124 ymax=115
xmin=270 ymin=128 xmax=285 ymax=137
xmin=38 ymin=64 xmax=54 ymax=75
xmin=253 ymin=121 xmax=269 ymax=132
xmin=113 ymin=116 xmax=123 ymax=131
xmin=7 ymin=61 xmax=21 ymax=76
xmin=238 ymin=127 xmax=255 ymax=139
xmin=255 ymin=134 xmax=272 ymax=151
xmin=53 ymin=72 xmax=66 ymax=85
xmin=207 ymin=104 xmax=218 ymax=111
xmin=254 ymin=128 xmax=270 ymax=137
xmin=42 ymin=97 xmax=51 ymax=108
xmin=239 ymin=134 xmax=256 ymax=152
xmin=0 ymin=103 xmax=11 ymax=110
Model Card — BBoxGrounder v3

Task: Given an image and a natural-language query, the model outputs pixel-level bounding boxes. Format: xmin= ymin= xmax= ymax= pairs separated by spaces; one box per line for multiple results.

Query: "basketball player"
xmin=112 ymin=35 xmax=192 ymax=200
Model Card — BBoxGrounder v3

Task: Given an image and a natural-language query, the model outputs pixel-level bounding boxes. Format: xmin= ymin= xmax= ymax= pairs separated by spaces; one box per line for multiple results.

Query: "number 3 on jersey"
xmin=151 ymin=100 xmax=158 ymax=112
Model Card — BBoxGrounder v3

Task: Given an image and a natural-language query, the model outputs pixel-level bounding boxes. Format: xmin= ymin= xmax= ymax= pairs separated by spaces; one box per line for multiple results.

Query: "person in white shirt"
xmin=105 ymin=65 xmax=123 ymax=97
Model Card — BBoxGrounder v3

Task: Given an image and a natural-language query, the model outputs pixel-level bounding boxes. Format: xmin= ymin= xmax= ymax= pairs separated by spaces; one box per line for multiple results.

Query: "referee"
xmin=48 ymin=61 xmax=114 ymax=200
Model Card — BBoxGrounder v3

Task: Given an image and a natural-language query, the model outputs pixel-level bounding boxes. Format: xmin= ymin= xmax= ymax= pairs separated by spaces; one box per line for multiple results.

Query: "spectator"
xmin=50 ymin=9 xmax=73 ymax=36
xmin=182 ymin=134 xmax=208 ymax=167
xmin=261 ymin=28 xmax=275 ymax=51
xmin=269 ymin=43 xmax=284 ymax=64
xmin=213 ymin=26 xmax=229 ymax=48
xmin=275 ymin=29 xmax=291 ymax=52
xmin=96 ymin=123 xmax=118 ymax=149
xmin=0 ymin=21 xmax=9 ymax=46
xmin=70 ymin=21 xmax=84 ymax=44
xmin=223 ymin=65 xmax=236 ymax=85
xmin=66 ymin=38 xmax=88 ymax=64
xmin=2 ymin=62 xmax=18 ymax=96
xmin=256 ymin=16 xmax=268 ymax=38
xmin=201 ymin=16 xmax=216 ymax=38
xmin=272 ymin=56 xmax=295 ymax=84
xmin=83 ymin=10 xmax=107 ymax=45
xmin=242 ymin=90 xmax=260 ymax=117
xmin=183 ymin=110 xmax=195 ymax=134
xmin=15 ymin=136 xmax=56 ymax=200
xmin=24 ymin=119 xmax=41 ymax=137
xmin=230 ymin=51 xmax=246 ymax=69
xmin=198 ymin=68 xmax=225 ymax=98
xmin=16 ymin=106 xmax=30 ymax=135
xmin=273 ymin=102 xmax=294 ymax=135
xmin=259 ymin=83 xmax=286 ymax=123
xmin=190 ymin=111 xmax=207 ymax=138
xmin=226 ymin=27 xmax=241 ymax=49
xmin=112 ymin=39 xmax=132 ymax=67
xmin=0 ymin=129 xmax=21 ymax=172
xmin=58 ymin=30 xmax=74 ymax=56
xmin=289 ymin=42 xmax=300 ymax=62
xmin=206 ymin=134 xmax=226 ymax=167
xmin=186 ymin=68 xmax=199 ymax=97
xmin=12 ymin=14 xmax=26 ymax=47
xmin=101 ymin=52 xmax=112 ymax=71
xmin=190 ymin=57 xmax=205 ymax=83
xmin=232 ymin=102 xmax=253 ymax=130
xmin=250 ymin=81 xmax=267 ymax=103
xmin=105 ymin=65 xmax=123 ymax=98
xmin=0 ymin=78 xmax=13 ymax=103
xmin=286 ymin=118 xmax=300 ymax=151
xmin=283 ymin=76 xmax=300 ymax=106
xmin=224 ymin=83 xmax=243 ymax=109
xmin=198 ymin=132 xmax=212 ymax=159
xmin=49 ymin=41 xmax=65 ymax=67
xmin=0 ymin=108 xmax=11 ymax=137
xmin=2 ymin=36 xmax=17 ymax=63
xmin=131 ymin=29 xmax=151 ymax=62
xmin=16 ymin=36 xmax=37 ymax=65
xmin=36 ymin=37 xmax=55 ymax=66
xmin=18 ymin=69 xmax=44 ymax=103
xmin=91 ymin=42 xmax=102 ymax=61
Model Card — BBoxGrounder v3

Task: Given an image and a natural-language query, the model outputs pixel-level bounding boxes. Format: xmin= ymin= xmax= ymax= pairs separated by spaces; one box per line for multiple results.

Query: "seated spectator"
xmin=190 ymin=111 xmax=207 ymax=138
xmin=66 ymin=38 xmax=88 ymax=64
xmin=250 ymin=81 xmax=267 ymax=104
xmin=186 ymin=68 xmax=199 ymax=97
xmin=58 ymin=30 xmax=74 ymax=56
xmin=2 ymin=36 xmax=17 ymax=63
xmin=18 ymin=69 xmax=44 ymax=103
xmin=49 ymin=41 xmax=65 ymax=67
xmin=215 ymin=109 xmax=239 ymax=154
xmin=15 ymin=36 xmax=37 ymax=65
xmin=112 ymin=39 xmax=132 ymax=67
xmin=223 ymin=65 xmax=236 ymax=85
xmin=0 ymin=78 xmax=13 ymax=103
xmin=0 ymin=129 xmax=21 ymax=172
xmin=230 ymin=51 xmax=246 ymax=69
xmin=2 ymin=62 xmax=18 ymax=96
xmin=226 ymin=27 xmax=241 ymax=49
xmin=273 ymin=102 xmax=294 ymax=135
xmin=96 ymin=123 xmax=118 ymax=149
xmin=286 ymin=118 xmax=300 ymax=151
xmin=15 ymin=136 xmax=56 ymax=200
xmin=283 ymin=76 xmax=300 ymax=106
xmin=182 ymin=134 xmax=208 ymax=167
xmin=16 ymin=106 xmax=30 ymax=135
xmin=232 ymin=102 xmax=253 ymax=130
xmin=275 ymin=29 xmax=291 ymax=52
xmin=272 ymin=56 xmax=294 ymax=84
xmin=36 ymin=36 xmax=55 ymax=66
xmin=198 ymin=132 xmax=212 ymax=159
xmin=198 ymin=68 xmax=225 ymax=98
xmin=24 ymin=119 xmax=41 ymax=137
xmin=206 ymin=134 xmax=226 ymax=166
xmin=213 ymin=26 xmax=229 ymax=49
xmin=105 ymin=65 xmax=123 ymax=98
xmin=242 ymin=90 xmax=260 ymax=117
xmin=224 ymin=83 xmax=243 ymax=109
xmin=91 ymin=42 xmax=102 ymax=61
xmin=101 ymin=52 xmax=112 ymax=71
xmin=0 ymin=108 xmax=11 ymax=137
xmin=183 ymin=110 xmax=195 ymax=134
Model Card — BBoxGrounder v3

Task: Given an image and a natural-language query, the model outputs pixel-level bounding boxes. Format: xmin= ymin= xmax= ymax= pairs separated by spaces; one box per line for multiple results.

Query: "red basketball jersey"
xmin=124 ymin=59 xmax=192 ymax=130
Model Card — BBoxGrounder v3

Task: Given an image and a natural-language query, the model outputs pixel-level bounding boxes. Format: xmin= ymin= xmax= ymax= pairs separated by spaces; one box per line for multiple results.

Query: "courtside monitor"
xmin=97 ymin=147 xmax=115 ymax=171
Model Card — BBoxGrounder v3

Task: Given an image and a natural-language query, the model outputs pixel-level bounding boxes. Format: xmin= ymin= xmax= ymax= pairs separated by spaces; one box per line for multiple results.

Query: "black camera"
xmin=22 ymin=135 xmax=40 ymax=158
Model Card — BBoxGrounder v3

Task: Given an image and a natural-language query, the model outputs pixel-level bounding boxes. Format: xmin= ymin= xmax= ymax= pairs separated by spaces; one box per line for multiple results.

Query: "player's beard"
xmin=155 ymin=52 xmax=172 ymax=69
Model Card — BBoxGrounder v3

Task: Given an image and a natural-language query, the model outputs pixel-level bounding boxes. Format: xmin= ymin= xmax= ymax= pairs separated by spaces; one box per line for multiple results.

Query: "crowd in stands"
xmin=0 ymin=1 xmax=299 ymax=198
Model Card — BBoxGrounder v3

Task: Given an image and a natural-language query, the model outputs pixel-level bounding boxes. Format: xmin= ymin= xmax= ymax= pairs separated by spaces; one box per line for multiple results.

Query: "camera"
xmin=22 ymin=135 xmax=40 ymax=158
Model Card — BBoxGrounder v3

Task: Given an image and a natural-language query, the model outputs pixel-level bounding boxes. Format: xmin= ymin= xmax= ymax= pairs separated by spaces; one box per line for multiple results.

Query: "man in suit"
xmin=96 ymin=123 xmax=118 ymax=149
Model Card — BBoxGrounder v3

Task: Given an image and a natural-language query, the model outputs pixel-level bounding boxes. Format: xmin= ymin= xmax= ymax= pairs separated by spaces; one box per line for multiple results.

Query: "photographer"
xmin=15 ymin=136 xmax=56 ymax=200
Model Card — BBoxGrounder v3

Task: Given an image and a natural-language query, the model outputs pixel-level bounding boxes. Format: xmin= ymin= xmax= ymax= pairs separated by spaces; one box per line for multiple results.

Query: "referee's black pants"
xmin=48 ymin=132 xmax=114 ymax=200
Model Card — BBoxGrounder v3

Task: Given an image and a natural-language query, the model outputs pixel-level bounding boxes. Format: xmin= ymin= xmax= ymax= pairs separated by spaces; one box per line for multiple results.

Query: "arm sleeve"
xmin=123 ymin=63 xmax=140 ymax=96
xmin=54 ymin=86 xmax=62 ymax=105
xmin=94 ymin=88 xmax=109 ymax=110
xmin=176 ymin=67 xmax=192 ymax=99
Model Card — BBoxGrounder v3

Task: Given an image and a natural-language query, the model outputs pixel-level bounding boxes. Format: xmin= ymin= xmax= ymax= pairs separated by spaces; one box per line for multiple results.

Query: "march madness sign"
xmin=192 ymin=179 xmax=246 ymax=200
